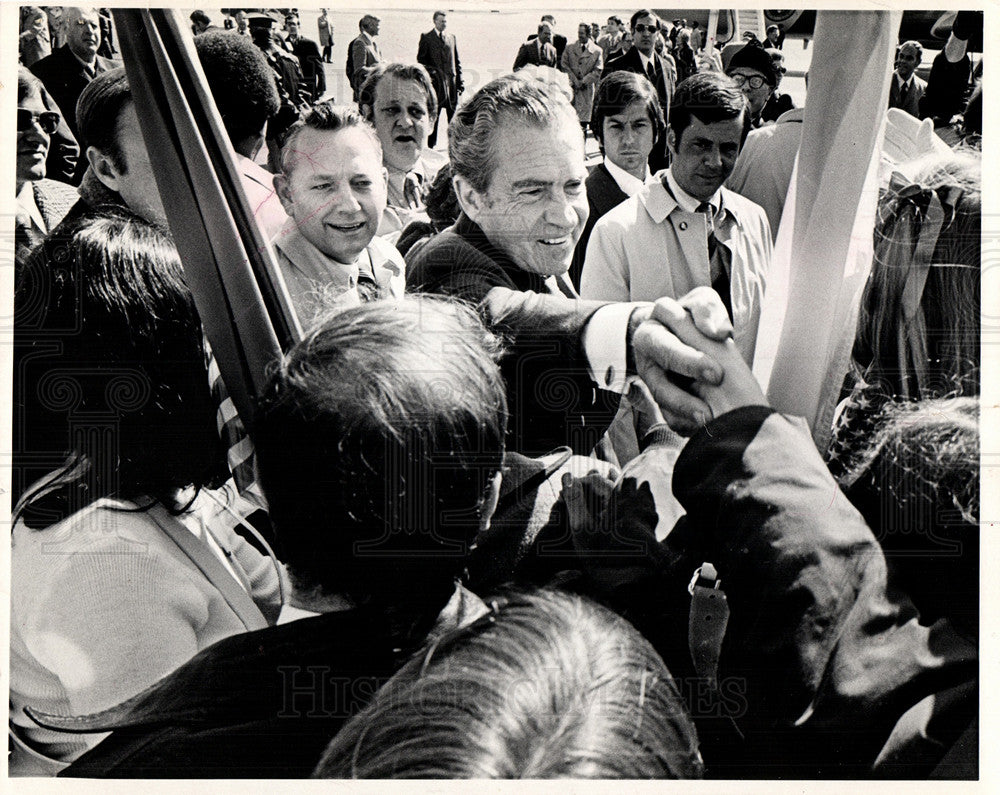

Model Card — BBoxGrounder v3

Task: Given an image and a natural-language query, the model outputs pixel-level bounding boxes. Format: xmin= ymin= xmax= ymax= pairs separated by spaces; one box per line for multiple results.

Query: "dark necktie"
xmin=697 ymin=201 xmax=733 ymax=321
xmin=646 ymin=58 xmax=657 ymax=84
xmin=898 ymin=80 xmax=909 ymax=106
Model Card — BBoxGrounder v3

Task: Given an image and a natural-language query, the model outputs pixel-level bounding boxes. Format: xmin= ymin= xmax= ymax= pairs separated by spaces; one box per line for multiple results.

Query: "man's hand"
xmin=630 ymin=288 xmax=734 ymax=435
xmin=652 ymin=293 xmax=768 ymax=420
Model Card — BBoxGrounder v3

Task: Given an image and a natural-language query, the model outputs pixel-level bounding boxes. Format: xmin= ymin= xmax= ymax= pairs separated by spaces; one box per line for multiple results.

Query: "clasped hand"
xmin=630 ymin=287 xmax=768 ymax=434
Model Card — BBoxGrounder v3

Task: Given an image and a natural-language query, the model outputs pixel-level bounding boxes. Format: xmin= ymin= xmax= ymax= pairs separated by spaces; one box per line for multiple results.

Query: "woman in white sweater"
xmin=10 ymin=211 xmax=284 ymax=773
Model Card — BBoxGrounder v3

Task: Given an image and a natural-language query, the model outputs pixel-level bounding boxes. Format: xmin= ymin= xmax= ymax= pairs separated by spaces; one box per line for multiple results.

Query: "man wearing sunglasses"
xmin=14 ymin=68 xmax=79 ymax=272
xmin=725 ymin=43 xmax=778 ymax=128
xmin=602 ymin=10 xmax=677 ymax=170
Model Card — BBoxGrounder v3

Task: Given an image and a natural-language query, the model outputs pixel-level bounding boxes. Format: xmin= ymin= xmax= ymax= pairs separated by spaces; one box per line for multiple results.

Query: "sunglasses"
xmin=18 ymin=108 xmax=61 ymax=135
xmin=633 ymin=24 xmax=658 ymax=33
xmin=729 ymin=73 xmax=768 ymax=90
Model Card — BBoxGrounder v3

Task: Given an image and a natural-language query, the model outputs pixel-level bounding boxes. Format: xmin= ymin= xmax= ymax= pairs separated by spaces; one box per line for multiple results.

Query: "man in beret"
xmin=725 ymin=42 xmax=778 ymax=127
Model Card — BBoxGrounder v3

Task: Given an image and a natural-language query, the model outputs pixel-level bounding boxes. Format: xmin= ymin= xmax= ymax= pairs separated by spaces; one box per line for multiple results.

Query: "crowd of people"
xmin=10 ymin=5 xmax=983 ymax=781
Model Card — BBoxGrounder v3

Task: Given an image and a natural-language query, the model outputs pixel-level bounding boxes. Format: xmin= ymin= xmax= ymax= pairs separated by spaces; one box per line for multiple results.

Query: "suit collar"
xmin=640 ymin=175 xmax=747 ymax=230
xmin=452 ymin=213 xmax=570 ymax=295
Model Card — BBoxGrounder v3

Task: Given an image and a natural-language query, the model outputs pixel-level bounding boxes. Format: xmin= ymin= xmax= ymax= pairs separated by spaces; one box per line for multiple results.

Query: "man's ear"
xmin=666 ymin=128 xmax=677 ymax=155
xmin=273 ymin=173 xmax=295 ymax=214
xmin=478 ymin=470 xmax=503 ymax=534
xmin=86 ymin=146 xmax=121 ymax=192
xmin=452 ymin=173 xmax=485 ymax=222
xmin=360 ymin=103 xmax=373 ymax=122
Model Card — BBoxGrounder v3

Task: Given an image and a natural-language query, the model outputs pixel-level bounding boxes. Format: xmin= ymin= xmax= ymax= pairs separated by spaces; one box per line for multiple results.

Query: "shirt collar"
xmin=895 ymin=72 xmax=912 ymax=89
xmin=604 ymin=157 xmax=653 ymax=197
xmin=665 ymin=167 xmax=722 ymax=214
xmin=16 ymin=181 xmax=47 ymax=233
xmin=638 ymin=50 xmax=654 ymax=71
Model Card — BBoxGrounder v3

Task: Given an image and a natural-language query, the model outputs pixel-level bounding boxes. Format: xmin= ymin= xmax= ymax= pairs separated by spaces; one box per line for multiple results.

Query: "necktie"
xmin=898 ymin=80 xmax=909 ymax=106
xmin=646 ymin=59 xmax=657 ymax=84
xmin=697 ymin=201 xmax=733 ymax=321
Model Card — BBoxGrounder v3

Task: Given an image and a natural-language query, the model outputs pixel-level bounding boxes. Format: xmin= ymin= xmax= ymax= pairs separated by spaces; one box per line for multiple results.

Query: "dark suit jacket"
xmin=602 ymin=47 xmax=676 ymax=115
xmin=287 ymin=35 xmax=326 ymax=100
xmin=29 ymin=46 xmax=120 ymax=143
xmin=417 ymin=29 xmax=463 ymax=111
xmin=569 ymin=163 xmax=629 ymax=290
xmin=46 ymin=605 xmax=432 ymax=777
xmin=513 ymin=39 xmax=557 ymax=70
xmin=349 ymin=33 xmax=381 ymax=99
xmin=888 ymin=73 xmax=926 ymax=119
xmin=602 ymin=48 xmax=676 ymax=170
xmin=406 ymin=213 xmax=621 ymax=457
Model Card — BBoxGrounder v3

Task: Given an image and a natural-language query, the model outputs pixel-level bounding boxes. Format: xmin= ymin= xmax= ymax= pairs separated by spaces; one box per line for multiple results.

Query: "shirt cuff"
xmin=582 ymin=302 xmax=636 ymax=393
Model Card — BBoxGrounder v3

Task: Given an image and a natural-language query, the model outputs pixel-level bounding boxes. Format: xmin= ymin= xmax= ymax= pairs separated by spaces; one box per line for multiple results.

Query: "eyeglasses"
xmin=17 ymin=108 xmax=61 ymax=135
xmin=728 ymin=73 xmax=768 ymax=90
xmin=633 ymin=24 xmax=658 ymax=33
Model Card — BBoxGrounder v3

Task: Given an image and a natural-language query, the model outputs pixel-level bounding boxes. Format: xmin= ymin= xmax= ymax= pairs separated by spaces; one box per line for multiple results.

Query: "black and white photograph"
xmin=2 ymin=1 xmax=993 ymax=783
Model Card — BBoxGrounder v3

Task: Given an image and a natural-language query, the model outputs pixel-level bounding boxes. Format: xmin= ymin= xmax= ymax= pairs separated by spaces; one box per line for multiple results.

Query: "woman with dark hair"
xmin=10 ymin=211 xmax=284 ymax=773
xmin=315 ymin=588 xmax=704 ymax=779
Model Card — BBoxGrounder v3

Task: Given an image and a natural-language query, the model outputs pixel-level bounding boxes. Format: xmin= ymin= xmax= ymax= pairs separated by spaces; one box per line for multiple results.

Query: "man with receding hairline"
xmin=30 ymin=6 xmax=119 ymax=145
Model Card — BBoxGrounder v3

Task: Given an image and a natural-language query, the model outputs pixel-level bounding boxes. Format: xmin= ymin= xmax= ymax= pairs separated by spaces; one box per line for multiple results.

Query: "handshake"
xmin=629 ymin=287 xmax=768 ymax=435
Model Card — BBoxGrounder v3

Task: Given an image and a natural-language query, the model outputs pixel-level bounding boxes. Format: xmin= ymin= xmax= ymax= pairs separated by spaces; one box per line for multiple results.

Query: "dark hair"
xmin=13 ymin=210 xmax=227 ymax=526
xmin=190 ymin=10 xmax=210 ymax=26
xmin=450 ymin=75 xmax=579 ymax=193
xmin=254 ymin=297 xmax=507 ymax=606
xmin=194 ymin=30 xmax=280 ymax=147
xmin=591 ymin=71 xmax=664 ymax=149
xmin=359 ymin=62 xmax=438 ymax=121
xmin=75 ymin=67 xmax=131 ymax=172
xmin=17 ymin=66 xmax=43 ymax=103
xmin=630 ymin=9 xmax=658 ymax=30
xmin=669 ymin=72 xmax=750 ymax=147
xmin=279 ymin=102 xmax=382 ymax=174
xmin=315 ymin=588 xmax=704 ymax=779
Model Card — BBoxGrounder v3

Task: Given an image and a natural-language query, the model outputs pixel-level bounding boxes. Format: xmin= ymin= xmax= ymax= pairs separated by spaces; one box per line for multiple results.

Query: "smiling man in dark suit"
xmin=602 ymin=10 xmax=676 ymax=170
xmin=417 ymin=11 xmax=463 ymax=149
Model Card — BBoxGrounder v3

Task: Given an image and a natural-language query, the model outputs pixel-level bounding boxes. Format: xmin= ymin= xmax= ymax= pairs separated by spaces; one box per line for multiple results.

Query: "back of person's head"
xmin=669 ymin=72 xmax=750 ymax=146
xmin=17 ymin=65 xmax=43 ymax=103
xmin=358 ymin=62 xmax=438 ymax=122
xmin=254 ymin=297 xmax=507 ymax=608
xmin=279 ymin=101 xmax=382 ymax=176
xmin=314 ymin=588 xmax=704 ymax=778
xmin=194 ymin=30 xmax=280 ymax=152
xmin=450 ymin=74 xmax=578 ymax=193
xmin=424 ymin=162 xmax=459 ymax=225
xmin=591 ymin=71 xmax=664 ymax=149
xmin=853 ymin=150 xmax=981 ymax=401
xmin=14 ymin=210 xmax=226 ymax=524
xmin=841 ymin=397 xmax=979 ymax=632
xmin=75 ymin=67 xmax=131 ymax=169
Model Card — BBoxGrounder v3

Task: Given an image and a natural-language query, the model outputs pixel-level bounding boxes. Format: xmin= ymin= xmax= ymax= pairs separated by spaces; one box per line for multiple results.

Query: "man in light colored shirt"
xmin=273 ymin=103 xmax=405 ymax=329
xmin=584 ymin=72 xmax=771 ymax=366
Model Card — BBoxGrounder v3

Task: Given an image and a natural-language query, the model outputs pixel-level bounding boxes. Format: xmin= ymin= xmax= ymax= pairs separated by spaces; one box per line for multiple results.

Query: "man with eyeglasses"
xmin=14 ymin=68 xmax=79 ymax=272
xmin=602 ymin=10 xmax=677 ymax=170
xmin=29 ymin=7 xmax=119 ymax=147
xmin=724 ymin=42 xmax=778 ymax=128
